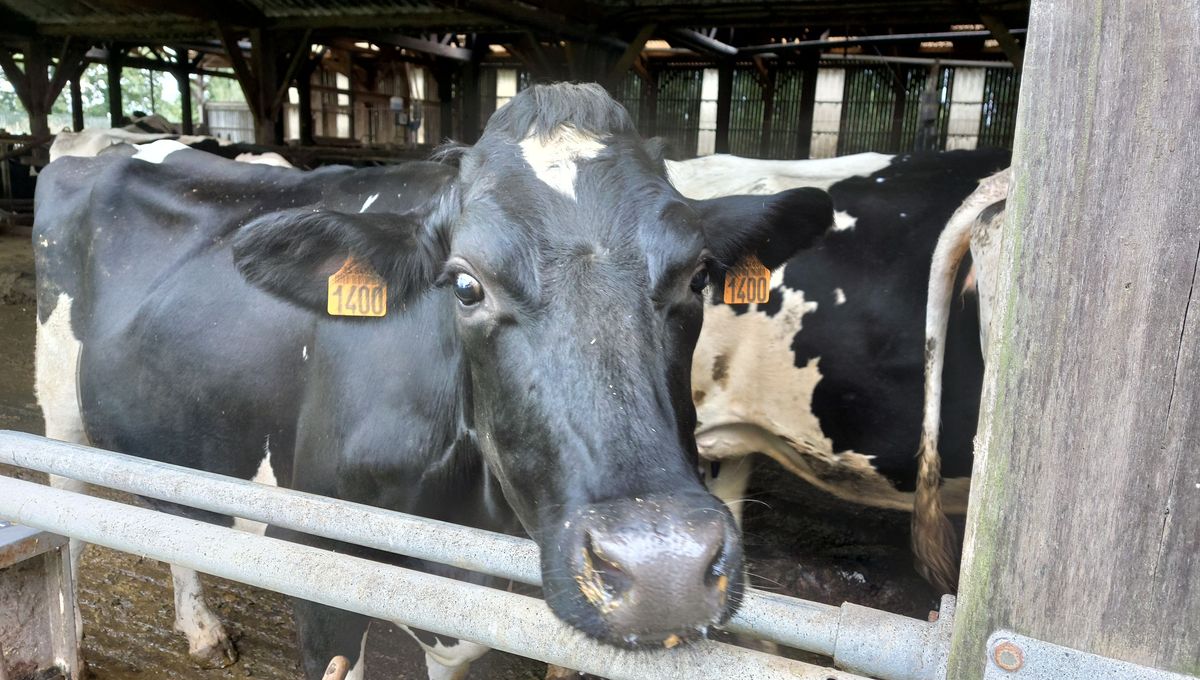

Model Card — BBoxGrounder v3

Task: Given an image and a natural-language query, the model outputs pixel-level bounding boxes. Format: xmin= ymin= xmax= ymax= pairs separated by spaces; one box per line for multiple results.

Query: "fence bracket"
xmin=983 ymin=631 xmax=1196 ymax=680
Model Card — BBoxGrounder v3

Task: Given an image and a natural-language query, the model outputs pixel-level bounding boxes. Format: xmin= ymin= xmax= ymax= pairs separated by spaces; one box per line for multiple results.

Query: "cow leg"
xmin=400 ymin=627 xmax=490 ymax=680
xmin=290 ymin=599 xmax=370 ymax=680
xmin=36 ymin=293 xmax=91 ymax=646
xmin=699 ymin=455 xmax=754 ymax=527
xmin=170 ymin=565 xmax=237 ymax=668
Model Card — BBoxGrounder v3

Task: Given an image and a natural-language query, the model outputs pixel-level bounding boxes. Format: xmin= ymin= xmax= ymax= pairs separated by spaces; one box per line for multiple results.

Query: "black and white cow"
xmin=33 ymin=83 xmax=833 ymax=679
xmin=667 ymin=149 xmax=1010 ymax=594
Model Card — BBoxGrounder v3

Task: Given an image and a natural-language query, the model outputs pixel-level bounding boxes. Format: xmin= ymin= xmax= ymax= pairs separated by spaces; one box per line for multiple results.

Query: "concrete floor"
xmin=0 ymin=230 xmax=944 ymax=680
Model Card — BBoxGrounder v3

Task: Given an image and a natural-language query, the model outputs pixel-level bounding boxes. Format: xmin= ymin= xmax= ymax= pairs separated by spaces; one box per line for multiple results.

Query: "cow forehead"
xmin=518 ymin=125 xmax=606 ymax=199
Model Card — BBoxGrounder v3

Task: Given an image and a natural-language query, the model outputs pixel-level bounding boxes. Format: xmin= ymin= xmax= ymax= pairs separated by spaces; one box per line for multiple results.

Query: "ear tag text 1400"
xmin=327 ymin=257 xmax=387 ymax=317
xmin=723 ymin=254 xmax=771 ymax=305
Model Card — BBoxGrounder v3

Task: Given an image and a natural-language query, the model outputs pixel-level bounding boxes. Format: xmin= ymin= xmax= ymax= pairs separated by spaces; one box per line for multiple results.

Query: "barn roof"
xmin=0 ymin=0 xmax=1029 ymax=46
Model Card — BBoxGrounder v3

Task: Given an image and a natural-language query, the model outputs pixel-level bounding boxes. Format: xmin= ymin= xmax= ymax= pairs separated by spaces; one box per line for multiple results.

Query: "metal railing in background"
xmin=0 ymin=431 xmax=955 ymax=680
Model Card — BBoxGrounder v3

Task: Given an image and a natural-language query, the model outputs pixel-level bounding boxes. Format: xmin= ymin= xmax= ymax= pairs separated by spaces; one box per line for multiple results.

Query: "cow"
xmin=48 ymin=117 xmax=291 ymax=167
xmin=33 ymin=83 xmax=834 ymax=679
xmin=918 ymin=168 xmax=1011 ymax=582
xmin=667 ymin=149 xmax=1011 ymax=594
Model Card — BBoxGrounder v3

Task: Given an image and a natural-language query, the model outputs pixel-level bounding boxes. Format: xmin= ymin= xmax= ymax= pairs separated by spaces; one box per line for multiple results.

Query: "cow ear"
xmin=694 ymin=187 xmax=834 ymax=270
xmin=231 ymin=208 xmax=444 ymax=314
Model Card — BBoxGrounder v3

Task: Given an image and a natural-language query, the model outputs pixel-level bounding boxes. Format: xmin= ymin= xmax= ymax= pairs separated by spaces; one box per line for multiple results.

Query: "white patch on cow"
xmin=170 ymin=565 xmax=231 ymax=661
xmin=344 ymin=630 xmax=369 ymax=680
xmin=666 ymin=152 xmax=894 ymax=199
xmin=834 ymin=288 xmax=847 ymax=305
xmin=131 ymin=139 xmax=190 ymax=163
xmin=36 ymin=294 xmax=88 ymax=446
xmin=360 ymin=193 xmax=380 ymax=213
xmin=875 ymin=176 xmax=886 ymax=183
xmin=233 ymin=151 xmax=293 ymax=168
xmin=832 ymin=210 xmax=858 ymax=231
xmin=232 ymin=437 xmax=277 ymax=535
xmin=518 ymin=125 xmax=604 ymax=199
xmin=302 ymin=345 xmax=308 ymax=361
xmin=397 ymin=625 xmax=489 ymax=680
xmin=701 ymin=456 xmax=754 ymax=527
xmin=693 ymin=266 xmax=970 ymax=514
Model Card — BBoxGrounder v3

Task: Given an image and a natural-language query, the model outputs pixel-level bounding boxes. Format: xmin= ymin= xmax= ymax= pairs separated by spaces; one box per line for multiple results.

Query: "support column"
xmin=70 ymin=76 xmax=84 ymax=131
xmin=436 ymin=63 xmax=453 ymax=144
xmin=174 ymin=47 xmax=193 ymax=134
xmin=298 ymin=67 xmax=314 ymax=145
xmin=638 ymin=65 xmax=657 ymax=138
xmin=106 ymin=47 xmax=123 ymax=127
xmin=759 ymin=63 xmax=776 ymax=158
xmin=460 ymin=59 xmax=481 ymax=144
xmin=794 ymin=50 xmax=819 ymax=159
xmin=714 ymin=59 xmax=732 ymax=155
xmin=24 ymin=41 xmax=50 ymax=141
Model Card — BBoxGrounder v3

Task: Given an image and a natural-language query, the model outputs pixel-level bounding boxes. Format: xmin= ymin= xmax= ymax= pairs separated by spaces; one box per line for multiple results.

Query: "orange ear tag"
xmin=327 ymin=257 xmax=387 ymax=317
xmin=722 ymin=254 xmax=771 ymax=305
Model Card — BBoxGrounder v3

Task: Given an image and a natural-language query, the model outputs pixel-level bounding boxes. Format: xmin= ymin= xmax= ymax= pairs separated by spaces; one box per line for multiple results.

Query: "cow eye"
xmin=690 ymin=266 xmax=710 ymax=294
xmin=453 ymin=273 xmax=484 ymax=305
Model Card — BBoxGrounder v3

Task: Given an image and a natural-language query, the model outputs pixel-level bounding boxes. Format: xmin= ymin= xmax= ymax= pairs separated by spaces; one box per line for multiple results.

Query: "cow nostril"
xmin=704 ymin=543 xmax=730 ymax=592
xmin=579 ymin=533 xmax=631 ymax=610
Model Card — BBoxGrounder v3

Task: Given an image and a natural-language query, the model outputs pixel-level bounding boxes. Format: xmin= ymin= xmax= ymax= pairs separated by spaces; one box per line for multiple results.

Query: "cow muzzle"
xmin=559 ymin=493 xmax=742 ymax=647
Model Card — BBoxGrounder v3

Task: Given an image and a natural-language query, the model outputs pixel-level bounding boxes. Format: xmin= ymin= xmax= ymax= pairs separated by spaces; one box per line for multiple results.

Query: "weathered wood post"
xmin=947 ymin=1 xmax=1200 ymax=678
xmin=713 ymin=58 xmax=732 ymax=154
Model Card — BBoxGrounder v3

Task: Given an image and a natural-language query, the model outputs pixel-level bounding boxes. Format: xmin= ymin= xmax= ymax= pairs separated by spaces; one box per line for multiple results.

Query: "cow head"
xmin=233 ymin=83 xmax=832 ymax=647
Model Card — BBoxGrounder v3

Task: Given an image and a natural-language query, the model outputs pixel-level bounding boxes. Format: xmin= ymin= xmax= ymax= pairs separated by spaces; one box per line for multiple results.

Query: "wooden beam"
xmin=740 ymin=28 xmax=1027 ymax=55
xmin=374 ymin=33 xmax=473 ymax=62
xmin=979 ymin=12 xmax=1025 ymax=69
xmin=665 ymin=28 xmax=738 ymax=57
xmin=44 ymin=38 xmax=91 ymax=113
xmin=0 ymin=50 xmax=32 ymax=113
xmin=947 ymin=1 xmax=1200 ymax=677
xmin=217 ymin=24 xmax=259 ymax=112
xmin=271 ymin=29 xmax=313 ymax=114
xmin=606 ymin=23 xmax=656 ymax=87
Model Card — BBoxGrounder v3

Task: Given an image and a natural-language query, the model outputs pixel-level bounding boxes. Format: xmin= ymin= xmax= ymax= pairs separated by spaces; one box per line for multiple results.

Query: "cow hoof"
xmin=189 ymin=635 xmax=238 ymax=669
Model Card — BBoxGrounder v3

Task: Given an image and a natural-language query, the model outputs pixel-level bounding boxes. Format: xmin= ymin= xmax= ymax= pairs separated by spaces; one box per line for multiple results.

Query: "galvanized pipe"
xmin=0 ymin=431 xmax=949 ymax=678
xmin=0 ymin=474 xmax=873 ymax=680
xmin=0 ymin=432 xmax=845 ymax=655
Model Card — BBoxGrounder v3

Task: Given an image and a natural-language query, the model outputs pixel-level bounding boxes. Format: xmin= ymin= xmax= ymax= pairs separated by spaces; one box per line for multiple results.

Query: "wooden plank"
xmin=793 ymin=51 xmax=818 ymax=158
xmin=69 ymin=76 xmax=83 ymax=131
xmin=947 ymin=1 xmax=1200 ymax=677
xmin=979 ymin=12 xmax=1025 ymax=70
xmin=606 ymin=23 xmax=656 ymax=88
xmin=0 ymin=49 xmax=32 ymax=112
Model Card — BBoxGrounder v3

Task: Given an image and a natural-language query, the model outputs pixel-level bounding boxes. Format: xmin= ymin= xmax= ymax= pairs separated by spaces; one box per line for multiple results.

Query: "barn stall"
xmin=0 ymin=1 xmax=1196 ymax=679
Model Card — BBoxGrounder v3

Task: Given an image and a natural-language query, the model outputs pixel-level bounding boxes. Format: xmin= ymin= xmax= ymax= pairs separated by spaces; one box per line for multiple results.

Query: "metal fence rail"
xmin=0 ymin=431 xmax=952 ymax=680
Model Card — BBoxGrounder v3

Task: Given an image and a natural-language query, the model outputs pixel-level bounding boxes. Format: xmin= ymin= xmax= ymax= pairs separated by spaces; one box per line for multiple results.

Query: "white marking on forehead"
xmin=518 ymin=125 xmax=605 ymax=199
xmin=833 ymin=210 xmax=858 ymax=231
xmin=131 ymin=139 xmax=190 ymax=163
xmin=360 ymin=193 xmax=380 ymax=213
xmin=834 ymin=287 xmax=847 ymax=305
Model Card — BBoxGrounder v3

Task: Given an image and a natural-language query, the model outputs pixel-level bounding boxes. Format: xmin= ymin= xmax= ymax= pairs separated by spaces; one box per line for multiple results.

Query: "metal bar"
xmin=0 ymin=432 xmax=850 ymax=657
xmin=0 ymin=474 xmax=871 ymax=680
xmin=742 ymin=29 xmax=1028 ymax=55
xmin=821 ymin=53 xmax=1015 ymax=69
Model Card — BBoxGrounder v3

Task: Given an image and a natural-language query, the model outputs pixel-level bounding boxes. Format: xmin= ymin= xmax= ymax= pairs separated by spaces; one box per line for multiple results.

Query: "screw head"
xmin=993 ymin=641 xmax=1025 ymax=672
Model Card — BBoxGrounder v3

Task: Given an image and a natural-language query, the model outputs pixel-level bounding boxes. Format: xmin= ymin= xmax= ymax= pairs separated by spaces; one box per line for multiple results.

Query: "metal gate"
xmin=837 ymin=63 xmax=954 ymax=155
xmin=977 ymin=67 xmax=1021 ymax=149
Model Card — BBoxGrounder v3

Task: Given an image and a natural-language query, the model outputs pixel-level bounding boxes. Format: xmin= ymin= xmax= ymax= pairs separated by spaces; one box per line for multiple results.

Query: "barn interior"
xmin=0 ymin=2 xmax=1029 ymax=679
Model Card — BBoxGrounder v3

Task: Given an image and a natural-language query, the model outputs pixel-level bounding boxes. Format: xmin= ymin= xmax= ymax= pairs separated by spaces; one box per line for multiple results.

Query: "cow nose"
xmin=571 ymin=495 xmax=738 ymax=644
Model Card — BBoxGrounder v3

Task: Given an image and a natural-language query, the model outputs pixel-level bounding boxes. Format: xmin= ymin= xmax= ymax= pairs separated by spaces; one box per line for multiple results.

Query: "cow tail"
xmin=913 ymin=181 xmax=990 ymax=594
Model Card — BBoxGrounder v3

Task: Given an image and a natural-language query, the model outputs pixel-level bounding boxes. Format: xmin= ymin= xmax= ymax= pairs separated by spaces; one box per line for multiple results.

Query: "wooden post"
xmin=435 ymin=63 xmax=453 ymax=144
xmin=758 ymin=62 xmax=776 ymax=158
xmin=460 ymin=59 xmax=481 ymax=144
xmin=638 ymin=63 xmax=657 ymax=138
xmin=887 ymin=67 xmax=908 ymax=152
xmin=947 ymin=1 xmax=1200 ymax=678
xmin=714 ymin=59 xmax=732 ymax=154
xmin=69 ymin=76 xmax=83 ymax=131
xmin=106 ymin=47 xmax=123 ymax=127
xmin=249 ymin=28 xmax=280 ymax=145
xmin=23 ymin=42 xmax=50 ymax=141
xmin=297 ymin=67 xmax=314 ymax=145
xmin=793 ymin=51 xmax=819 ymax=159
xmin=174 ymin=47 xmax=193 ymax=134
